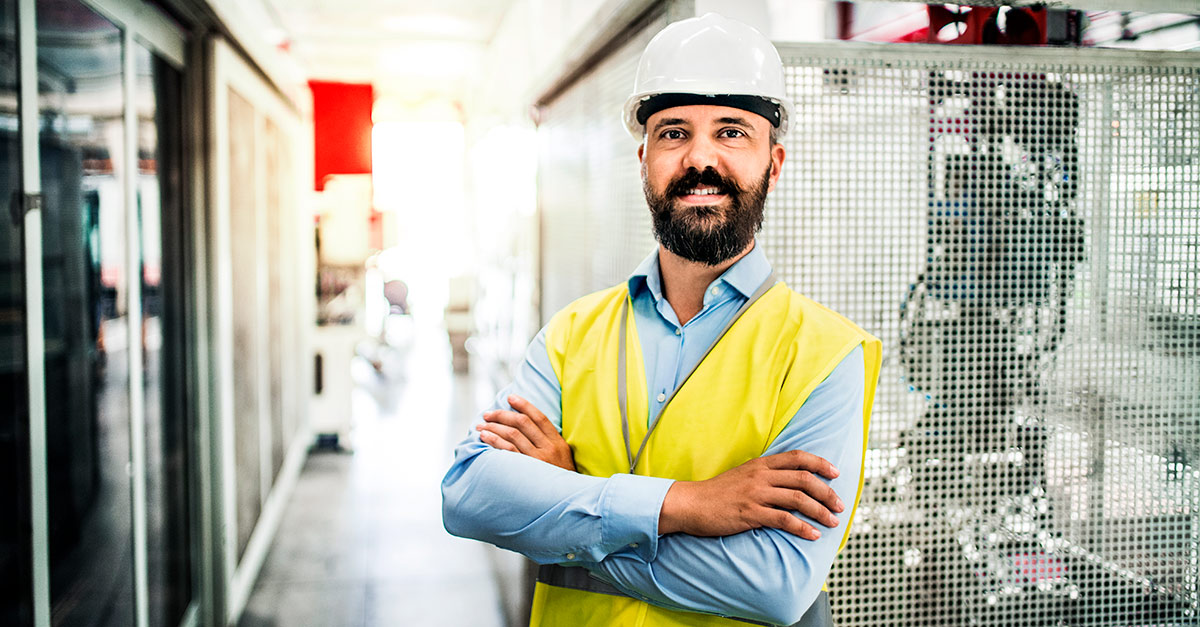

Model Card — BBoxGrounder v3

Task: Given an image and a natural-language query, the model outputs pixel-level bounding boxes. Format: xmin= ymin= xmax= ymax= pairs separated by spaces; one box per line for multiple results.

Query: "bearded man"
xmin=442 ymin=13 xmax=882 ymax=627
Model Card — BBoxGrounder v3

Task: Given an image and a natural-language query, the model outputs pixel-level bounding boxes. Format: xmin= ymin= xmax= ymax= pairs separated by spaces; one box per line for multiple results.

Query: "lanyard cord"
xmin=618 ymin=273 xmax=777 ymax=474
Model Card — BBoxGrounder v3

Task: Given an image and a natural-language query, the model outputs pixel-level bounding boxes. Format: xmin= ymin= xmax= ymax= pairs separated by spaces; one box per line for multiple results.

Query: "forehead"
xmin=645 ymin=104 xmax=772 ymax=131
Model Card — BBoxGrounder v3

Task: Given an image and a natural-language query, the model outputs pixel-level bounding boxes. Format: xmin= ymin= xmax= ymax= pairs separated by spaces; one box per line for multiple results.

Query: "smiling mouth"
xmin=676 ymin=186 xmax=727 ymax=203
xmin=664 ymin=167 xmax=738 ymax=205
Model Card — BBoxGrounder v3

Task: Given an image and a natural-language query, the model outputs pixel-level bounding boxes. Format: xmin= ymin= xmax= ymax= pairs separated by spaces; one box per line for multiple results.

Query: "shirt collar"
xmin=719 ymin=243 xmax=772 ymax=298
xmin=627 ymin=243 xmax=773 ymax=302
xmin=628 ymin=249 xmax=664 ymax=301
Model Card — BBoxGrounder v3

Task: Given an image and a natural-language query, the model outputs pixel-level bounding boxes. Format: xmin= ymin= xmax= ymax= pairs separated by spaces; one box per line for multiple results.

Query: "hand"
xmin=476 ymin=395 xmax=576 ymax=472
xmin=658 ymin=450 xmax=844 ymax=540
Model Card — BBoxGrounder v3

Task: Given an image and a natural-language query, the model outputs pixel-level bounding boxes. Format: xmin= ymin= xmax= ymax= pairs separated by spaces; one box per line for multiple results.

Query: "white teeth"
xmin=687 ymin=188 xmax=720 ymax=195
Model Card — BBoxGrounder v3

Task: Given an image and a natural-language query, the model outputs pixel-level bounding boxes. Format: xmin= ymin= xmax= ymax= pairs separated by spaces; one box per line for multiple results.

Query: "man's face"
xmin=638 ymin=104 xmax=786 ymax=266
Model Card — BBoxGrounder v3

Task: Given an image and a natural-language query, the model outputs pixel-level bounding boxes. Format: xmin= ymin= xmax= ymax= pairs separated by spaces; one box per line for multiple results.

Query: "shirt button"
xmin=629 ymin=543 xmax=638 ymax=548
xmin=656 ymin=393 xmax=666 ymax=402
xmin=566 ymin=553 xmax=575 ymax=560
xmin=674 ymin=328 xmax=681 ymax=336
xmin=710 ymin=286 xmax=719 ymax=295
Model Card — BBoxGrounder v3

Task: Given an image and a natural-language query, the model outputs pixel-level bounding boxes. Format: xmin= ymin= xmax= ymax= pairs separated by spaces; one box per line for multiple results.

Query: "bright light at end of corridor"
xmin=372 ymin=121 xmax=468 ymax=321
xmin=373 ymin=121 xmax=465 ymax=214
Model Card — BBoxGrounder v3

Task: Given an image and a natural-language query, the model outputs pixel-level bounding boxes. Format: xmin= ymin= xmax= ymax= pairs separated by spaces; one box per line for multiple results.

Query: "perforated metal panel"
xmin=537 ymin=39 xmax=1199 ymax=627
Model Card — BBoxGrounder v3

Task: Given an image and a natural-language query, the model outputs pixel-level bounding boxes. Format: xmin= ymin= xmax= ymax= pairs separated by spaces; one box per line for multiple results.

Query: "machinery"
xmin=889 ymin=68 xmax=1193 ymax=625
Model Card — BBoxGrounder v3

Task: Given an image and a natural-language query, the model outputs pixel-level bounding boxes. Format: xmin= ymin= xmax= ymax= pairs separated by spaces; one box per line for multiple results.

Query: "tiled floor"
xmin=239 ymin=321 xmax=510 ymax=627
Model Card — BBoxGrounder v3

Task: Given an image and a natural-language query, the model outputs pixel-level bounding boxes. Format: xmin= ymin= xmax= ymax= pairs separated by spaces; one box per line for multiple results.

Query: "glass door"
xmin=3 ymin=1 xmax=191 ymax=625
xmin=37 ymin=1 xmax=134 ymax=624
xmin=0 ymin=0 xmax=33 ymax=624
xmin=136 ymin=42 xmax=191 ymax=627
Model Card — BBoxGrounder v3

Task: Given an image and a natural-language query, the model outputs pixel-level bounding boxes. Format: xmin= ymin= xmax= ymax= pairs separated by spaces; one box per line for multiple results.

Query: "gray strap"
xmin=537 ymin=563 xmax=627 ymax=598
xmin=619 ymin=273 xmax=777 ymax=474
xmin=537 ymin=564 xmax=834 ymax=627
xmin=618 ymin=302 xmax=633 ymax=471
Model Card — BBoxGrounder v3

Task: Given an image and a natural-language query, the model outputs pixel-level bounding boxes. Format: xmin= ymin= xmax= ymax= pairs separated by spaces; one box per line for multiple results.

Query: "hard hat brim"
xmin=623 ymin=92 xmax=794 ymax=140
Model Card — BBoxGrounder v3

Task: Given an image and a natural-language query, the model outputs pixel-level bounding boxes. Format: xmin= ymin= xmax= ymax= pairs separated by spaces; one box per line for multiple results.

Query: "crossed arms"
xmin=441 ymin=336 xmax=866 ymax=625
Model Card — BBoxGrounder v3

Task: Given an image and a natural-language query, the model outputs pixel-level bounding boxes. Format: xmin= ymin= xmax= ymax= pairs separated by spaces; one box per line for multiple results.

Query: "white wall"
xmin=467 ymin=0 xmax=612 ymax=126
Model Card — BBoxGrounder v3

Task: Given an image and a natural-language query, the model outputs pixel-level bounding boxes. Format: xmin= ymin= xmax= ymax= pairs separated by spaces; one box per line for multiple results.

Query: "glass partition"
xmin=37 ymin=1 xmax=133 ymax=624
xmin=137 ymin=42 xmax=190 ymax=627
xmin=0 ymin=0 xmax=32 ymax=624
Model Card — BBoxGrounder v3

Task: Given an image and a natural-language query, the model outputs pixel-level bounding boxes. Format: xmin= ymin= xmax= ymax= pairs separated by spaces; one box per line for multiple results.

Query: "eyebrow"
xmin=651 ymin=116 xmax=755 ymax=133
xmin=716 ymin=116 xmax=753 ymax=128
xmin=651 ymin=117 xmax=687 ymax=133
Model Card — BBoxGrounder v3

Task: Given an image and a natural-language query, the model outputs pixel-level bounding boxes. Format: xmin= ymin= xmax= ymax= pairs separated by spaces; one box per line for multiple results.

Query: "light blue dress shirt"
xmin=442 ymin=245 xmax=866 ymax=625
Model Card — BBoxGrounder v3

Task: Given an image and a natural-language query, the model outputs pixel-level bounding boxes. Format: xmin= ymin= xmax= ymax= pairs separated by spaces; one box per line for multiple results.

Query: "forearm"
xmin=587 ymin=346 xmax=868 ymax=624
xmin=587 ymin=449 xmax=859 ymax=625
xmin=441 ymin=434 xmax=672 ymax=564
xmin=587 ymin=523 xmax=839 ymax=625
xmin=442 ymin=326 xmax=673 ymax=563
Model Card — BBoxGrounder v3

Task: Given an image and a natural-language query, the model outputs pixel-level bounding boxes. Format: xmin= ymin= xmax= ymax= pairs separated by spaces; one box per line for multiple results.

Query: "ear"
xmin=766 ymin=142 xmax=785 ymax=192
xmin=637 ymin=142 xmax=645 ymax=163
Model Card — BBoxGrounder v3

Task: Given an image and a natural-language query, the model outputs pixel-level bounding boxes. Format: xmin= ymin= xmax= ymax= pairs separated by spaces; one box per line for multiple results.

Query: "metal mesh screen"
xmin=537 ymin=40 xmax=1199 ymax=626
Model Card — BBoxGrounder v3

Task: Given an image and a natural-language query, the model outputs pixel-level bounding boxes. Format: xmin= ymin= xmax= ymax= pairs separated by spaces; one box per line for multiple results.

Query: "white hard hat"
xmin=623 ymin=13 xmax=794 ymax=140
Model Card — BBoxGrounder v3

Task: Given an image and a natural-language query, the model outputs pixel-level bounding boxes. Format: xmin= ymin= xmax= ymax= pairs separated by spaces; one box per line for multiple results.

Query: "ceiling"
xmin=258 ymin=0 xmax=519 ymax=106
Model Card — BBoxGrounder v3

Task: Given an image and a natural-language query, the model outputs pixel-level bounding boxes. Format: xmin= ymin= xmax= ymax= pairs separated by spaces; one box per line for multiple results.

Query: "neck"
xmin=658 ymin=240 xmax=754 ymax=326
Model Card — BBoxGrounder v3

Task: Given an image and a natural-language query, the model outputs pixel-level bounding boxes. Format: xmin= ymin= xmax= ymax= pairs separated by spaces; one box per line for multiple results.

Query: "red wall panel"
xmin=310 ymin=80 xmax=373 ymax=191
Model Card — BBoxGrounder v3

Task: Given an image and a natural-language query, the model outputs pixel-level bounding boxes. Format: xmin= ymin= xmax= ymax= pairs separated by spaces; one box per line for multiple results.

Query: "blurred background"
xmin=1 ymin=0 xmax=1197 ymax=626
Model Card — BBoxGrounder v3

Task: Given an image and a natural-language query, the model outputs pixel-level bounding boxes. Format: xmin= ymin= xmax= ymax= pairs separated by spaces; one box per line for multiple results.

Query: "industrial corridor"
xmin=238 ymin=319 xmax=509 ymax=627
xmin=2 ymin=1 xmax=1198 ymax=627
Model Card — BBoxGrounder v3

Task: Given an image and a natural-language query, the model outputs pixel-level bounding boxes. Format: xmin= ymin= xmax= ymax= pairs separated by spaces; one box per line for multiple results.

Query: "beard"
xmin=644 ymin=164 xmax=771 ymax=266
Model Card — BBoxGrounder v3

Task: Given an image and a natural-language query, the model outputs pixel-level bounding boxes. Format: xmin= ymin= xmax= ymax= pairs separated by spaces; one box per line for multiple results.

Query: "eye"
xmin=719 ymin=128 xmax=747 ymax=139
xmin=660 ymin=129 xmax=686 ymax=140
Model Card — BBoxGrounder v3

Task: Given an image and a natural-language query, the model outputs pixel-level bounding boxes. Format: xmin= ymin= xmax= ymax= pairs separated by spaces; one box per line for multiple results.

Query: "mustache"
xmin=664 ymin=167 xmax=742 ymax=198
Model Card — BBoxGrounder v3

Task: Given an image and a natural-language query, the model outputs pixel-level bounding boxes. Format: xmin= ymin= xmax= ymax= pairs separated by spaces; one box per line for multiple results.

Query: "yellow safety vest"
xmin=530 ymin=281 xmax=882 ymax=626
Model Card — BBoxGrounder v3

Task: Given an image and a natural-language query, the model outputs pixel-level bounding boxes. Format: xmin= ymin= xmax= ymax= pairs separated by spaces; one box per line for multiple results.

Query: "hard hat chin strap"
xmin=636 ymin=93 xmax=781 ymax=128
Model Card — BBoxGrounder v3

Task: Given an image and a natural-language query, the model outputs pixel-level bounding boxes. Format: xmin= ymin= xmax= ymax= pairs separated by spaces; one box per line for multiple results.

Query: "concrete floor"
xmin=238 ymin=321 xmax=512 ymax=627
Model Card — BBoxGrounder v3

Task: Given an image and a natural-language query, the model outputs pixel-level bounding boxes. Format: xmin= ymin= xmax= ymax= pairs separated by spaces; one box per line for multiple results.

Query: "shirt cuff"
xmin=600 ymin=473 xmax=674 ymax=562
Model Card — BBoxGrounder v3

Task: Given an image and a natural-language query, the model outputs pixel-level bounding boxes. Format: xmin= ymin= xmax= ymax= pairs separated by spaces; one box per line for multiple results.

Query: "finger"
xmin=476 ymin=422 xmax=537 ymax=456
xmin=763 ymin=486 xmax=840 ymax=528
xmin=769 ymin=470 xmax=845 ymax=514
xmin=484 ymin=410 xmax=550 ymax=448
xmin=762 ymin=450 xmax=839 ymax=479
xmin=758 ymin=507 xmax=821 ymax=540
xmin=478 ymin=430 xmax=519 ymax=453
xmin=508 ymin=395 xmax=560 ymax=439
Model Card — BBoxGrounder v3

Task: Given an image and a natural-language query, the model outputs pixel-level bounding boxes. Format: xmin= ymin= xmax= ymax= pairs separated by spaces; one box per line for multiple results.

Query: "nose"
xmin=680 ymin=133 xmax=719 ymax=172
